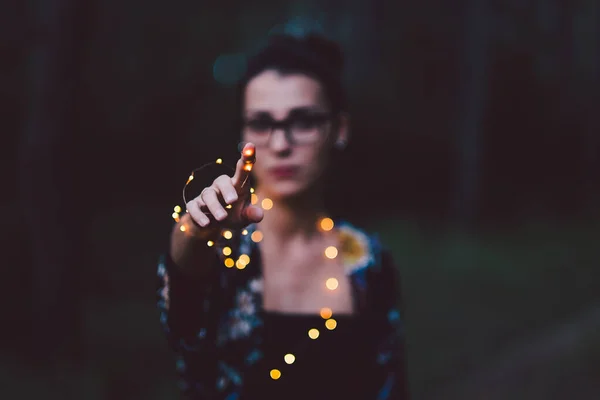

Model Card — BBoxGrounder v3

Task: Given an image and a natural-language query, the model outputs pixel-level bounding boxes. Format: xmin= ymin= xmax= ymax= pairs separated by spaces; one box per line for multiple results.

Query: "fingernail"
xmin=225 ymin=195 xmax=237 ymax=204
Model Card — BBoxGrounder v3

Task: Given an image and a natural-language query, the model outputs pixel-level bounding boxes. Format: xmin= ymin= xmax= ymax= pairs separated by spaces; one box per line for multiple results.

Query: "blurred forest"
xmin=1 ymin=0 xmax=599 ymax=399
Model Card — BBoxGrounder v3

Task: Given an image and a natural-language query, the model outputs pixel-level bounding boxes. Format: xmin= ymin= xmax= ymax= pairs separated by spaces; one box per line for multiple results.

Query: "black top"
xmin=241 ymin=311 xmax=378 ymax=400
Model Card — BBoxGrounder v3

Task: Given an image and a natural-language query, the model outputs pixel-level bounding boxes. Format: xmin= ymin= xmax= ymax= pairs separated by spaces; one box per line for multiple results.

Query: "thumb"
xmin=242 ymin=205 xmax=264 ymax=224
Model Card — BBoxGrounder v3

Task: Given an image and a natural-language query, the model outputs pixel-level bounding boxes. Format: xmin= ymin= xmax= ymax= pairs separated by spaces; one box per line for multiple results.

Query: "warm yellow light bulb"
xmin=223 ymin=230 xmax=233 ymax=239
xmin=226 ymin=204 xmax=232 ymax=209
xmin=250 ymin=188 xmax=255 ymax=193
xmin=308 ymin=328 xmax=320 ymax=339
xmin=242 ymin=229 xmax=248 ymax=235
xmin=244 ymin=148 xmax=254 ymax=157
xmin=207 ymin=240 xmax=214 ymax=247
xmin=172 ymin=212 xmax=179 ymax=220
xmin=174 ymin=205 xmax=182 ymax=213
xmin=325 ymin=246 xmax=338 ymax=259
xmin=326 ymin=278 xmax=339 ymax=290
xmin=320 ymin=307 xmax=333 ymax=319
xmin=224 ymin=258 xmax=234 ymax=268
xmin=325 ymin=319 xmax=337 ymax=330
xmin=319 ymin=217 xmax=334 ymax=231
xmin=251 ymin=230 xmax=263 ymax=243
xmin=216 ymin=158 xmax=222 ymax=164
xmin=261 ymin=198 xmax=273 ymax=210
xmin=284 ymin=354 xmax=295 ymax=364
xmin=250 ymin=193 xmax=258 ymax=205
xmin=270 ymin=369 xmax=281 ymax=380
xmin=188 ymin=175 xmax=194 ymax=181
xmin=222 ymin=247 xmax=232 ymax=256
xmin=180 ymin=225 xmax=187 ymax=232
xmin=235 ymin=260 xmax=246 ymax=270
xmin=238 ymin=254 xmax=250 ymax=265
xmin=243 ymin=164 xmax=252 ymax=172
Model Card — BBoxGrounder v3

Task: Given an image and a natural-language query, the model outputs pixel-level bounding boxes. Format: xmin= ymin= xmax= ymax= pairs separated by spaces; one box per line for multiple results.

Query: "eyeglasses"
xmin=242 ymin=112 xmax=333 ymax=147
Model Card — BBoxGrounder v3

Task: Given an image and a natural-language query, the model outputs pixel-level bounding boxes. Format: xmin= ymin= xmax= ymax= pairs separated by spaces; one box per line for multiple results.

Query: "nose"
xmin=269 ymin=128 xmax=292 ymax=153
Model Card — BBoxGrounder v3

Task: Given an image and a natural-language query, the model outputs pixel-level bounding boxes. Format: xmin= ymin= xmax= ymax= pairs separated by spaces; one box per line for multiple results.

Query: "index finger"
xmin=231 ymin=142 xmax=256 ymax=191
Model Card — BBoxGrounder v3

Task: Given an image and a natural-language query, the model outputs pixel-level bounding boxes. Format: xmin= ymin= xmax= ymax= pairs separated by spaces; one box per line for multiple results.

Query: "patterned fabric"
xmin=157 ymin=220 xmax=408 ymax=399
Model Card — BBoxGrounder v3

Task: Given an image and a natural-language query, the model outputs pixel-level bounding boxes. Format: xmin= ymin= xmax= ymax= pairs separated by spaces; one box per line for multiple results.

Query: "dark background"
xmin=1 ymin=0 xmax=599 ymax=399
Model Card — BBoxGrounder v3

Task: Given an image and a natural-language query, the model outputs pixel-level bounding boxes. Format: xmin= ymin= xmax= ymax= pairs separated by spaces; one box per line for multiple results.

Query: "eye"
xmin=291 ymin=116 xmax=326 ymax=131
xmin=246 ymin=119 xmax=272 ymax=133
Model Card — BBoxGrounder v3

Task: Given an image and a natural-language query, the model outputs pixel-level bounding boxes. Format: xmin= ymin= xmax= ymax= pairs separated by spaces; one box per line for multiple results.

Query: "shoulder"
xmin=338 ymin=219 xmax=403 ymax=314
xmin=336 ymin=219 xmax=397 ymax=276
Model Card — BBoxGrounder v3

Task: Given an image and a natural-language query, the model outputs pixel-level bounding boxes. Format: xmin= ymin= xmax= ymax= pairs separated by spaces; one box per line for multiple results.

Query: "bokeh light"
xmin=269 ymin=369 xmax=281 ymax=380
xmin=326 ymin=278 xmax=339 ymax=290
xmin=284 ymin=353 xmax=295 ymax=364
xmin=325 ymin=246 xmax=338 ymax=259
xmin=320 ymin=307 xmax=333 ymax=319
xmin=261 ymin=198 xmax=273 ymax=210
xmin=325 ymin=319 xmax=337 ymax=330
xmin=251 ymin=230 xmax=263 ymax=243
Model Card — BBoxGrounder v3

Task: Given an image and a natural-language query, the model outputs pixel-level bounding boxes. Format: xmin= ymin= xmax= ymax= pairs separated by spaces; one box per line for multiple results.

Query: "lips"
xmin=270 ymin=166 xmax=299 ymax=178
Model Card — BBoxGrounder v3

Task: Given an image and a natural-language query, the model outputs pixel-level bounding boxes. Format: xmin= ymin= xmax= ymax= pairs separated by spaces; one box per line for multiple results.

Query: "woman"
xmin=157 ymin=33 xmax=408 ymax=399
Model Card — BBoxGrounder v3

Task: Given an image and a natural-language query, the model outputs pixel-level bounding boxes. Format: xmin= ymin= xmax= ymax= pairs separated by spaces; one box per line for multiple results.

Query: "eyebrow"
xmin=245 ymin=106 xmax=328 ymax=119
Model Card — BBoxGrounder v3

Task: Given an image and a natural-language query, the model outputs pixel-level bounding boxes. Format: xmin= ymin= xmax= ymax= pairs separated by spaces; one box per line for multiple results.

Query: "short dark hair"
xmin=236 ymin=34 xmax=346 ymax=117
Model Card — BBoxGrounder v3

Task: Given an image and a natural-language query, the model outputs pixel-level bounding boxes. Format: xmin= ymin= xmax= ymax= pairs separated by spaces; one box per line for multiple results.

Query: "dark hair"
xmin=236 ymin=34 xmax=346 ymax=118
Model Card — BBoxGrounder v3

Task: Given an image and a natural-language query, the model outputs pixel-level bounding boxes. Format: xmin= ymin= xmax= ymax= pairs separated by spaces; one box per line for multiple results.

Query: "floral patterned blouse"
xmin=157 ymin=219 xmax=408 ymax=399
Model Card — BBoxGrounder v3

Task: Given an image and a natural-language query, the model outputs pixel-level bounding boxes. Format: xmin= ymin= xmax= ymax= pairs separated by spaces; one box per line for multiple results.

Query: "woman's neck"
xmin=254 ymin=188 xmax=326 ymax=242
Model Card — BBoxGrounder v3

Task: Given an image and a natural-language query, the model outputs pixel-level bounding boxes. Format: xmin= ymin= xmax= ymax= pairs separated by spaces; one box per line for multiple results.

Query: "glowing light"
xmin=251 ymin=230 xmax=263 ymax=243
xmin=174 ymin=206 xmax=182 ymax=213
xmin=270 ymin=369 xmax=281 ymax=380
xmin=207 ymin=241 xmax=214 ymax=247
xmin=238 ymin=254 xmax=250 ymax=265
xmin=326 ymin=278 xmax=339 ymax=290
xmin=325 ymin=319 xmax=337 ymax=330
xmin=180 ymin=225 xmax=187 ymax=232
xmin=242 ymin=229 xmax=248 ymax=235
xmin=261 ymin=198 xmax=273 ymax=210
xmin=319 ymin=217 xmax=334 ymax=231
xmin=250 ymin=188 xmax=255 ymax=193
xmin=235 ymin=260 xmax=246 ymax=270
xmin=251 ymin=193 xmax=258 ymax=205
xmin=325 ymin=246 xmax=338 ymax=259
xmin=243 ymin=164 xmax=253 ymax=172
xmin=284 ymin=354 xmax=296 ymax=364
xmin=320 ymin=307 xmax=333 ymax=319
xmin=226 ymin=204 xmax=232 ymax=209
xmin=244 ymin=148 xmax=254 ymax=157
xmin=188 ymin=175 xmax=194 ymax=181
xmin=308 ymin=328 xmax=320 ymax=339
xmin=172 ymin=212 xmax=179 ymax=219
xmin=222 ymin=247 xmax=232 ymax=256
xmin=224 ymin=258 xmax=234 ymax=268
xmin=216 ymin=158 xmax=222 ymax=164
xmin=223 ymin=230 xmax=233 ymax=239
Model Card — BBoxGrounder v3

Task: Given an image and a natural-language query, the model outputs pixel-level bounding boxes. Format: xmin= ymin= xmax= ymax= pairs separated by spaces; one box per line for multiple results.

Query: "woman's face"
xmin=242 ymin=69 xmax=346 ymax=201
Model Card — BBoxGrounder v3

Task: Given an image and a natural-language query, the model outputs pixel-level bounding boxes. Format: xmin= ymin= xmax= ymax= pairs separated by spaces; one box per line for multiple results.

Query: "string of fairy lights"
xmin=172 ymin=151 xmax=341 ymax=381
